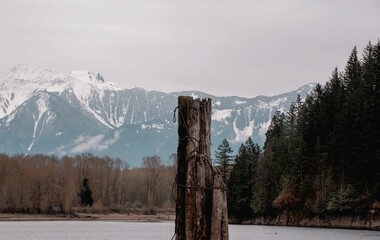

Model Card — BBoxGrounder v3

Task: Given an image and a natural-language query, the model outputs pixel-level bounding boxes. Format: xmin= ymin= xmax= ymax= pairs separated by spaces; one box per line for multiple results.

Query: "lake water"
xmin=0 ymin=221 xmax=379 ymax=240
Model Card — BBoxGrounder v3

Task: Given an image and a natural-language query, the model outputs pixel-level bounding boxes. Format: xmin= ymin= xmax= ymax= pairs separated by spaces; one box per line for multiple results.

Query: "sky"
xmin=0 ymin=0 xmax=379 ymax=98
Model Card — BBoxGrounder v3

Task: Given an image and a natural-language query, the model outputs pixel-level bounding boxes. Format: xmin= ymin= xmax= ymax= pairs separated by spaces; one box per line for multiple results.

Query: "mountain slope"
xmin=0 ymin=65 xmax=315 ymax=167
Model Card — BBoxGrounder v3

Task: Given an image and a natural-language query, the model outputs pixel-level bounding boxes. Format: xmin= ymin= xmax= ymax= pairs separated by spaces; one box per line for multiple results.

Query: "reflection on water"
xmin=0 ymin=221 xmax=379 ymax=240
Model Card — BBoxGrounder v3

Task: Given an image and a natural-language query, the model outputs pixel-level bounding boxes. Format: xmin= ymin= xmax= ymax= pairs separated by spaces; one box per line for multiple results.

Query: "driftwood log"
xmin=175 ymin=96 xmax=228 ymax=240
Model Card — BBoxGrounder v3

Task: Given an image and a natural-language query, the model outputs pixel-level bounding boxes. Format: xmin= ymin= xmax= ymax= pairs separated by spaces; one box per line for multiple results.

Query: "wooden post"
xmin=175 ymin=96 xmax=228 ymax=240
xmin=211 ymin=169 xmax=229 ymax=240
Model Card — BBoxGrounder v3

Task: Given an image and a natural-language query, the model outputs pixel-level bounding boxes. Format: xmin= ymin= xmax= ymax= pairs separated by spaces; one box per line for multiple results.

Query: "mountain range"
xmin=0 ymin=65 xmax=315 ymax=167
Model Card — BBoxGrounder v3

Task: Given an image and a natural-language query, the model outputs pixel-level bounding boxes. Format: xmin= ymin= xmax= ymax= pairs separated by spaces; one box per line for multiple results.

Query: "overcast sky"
xmin=0 ymin=0 xmax=379 ymax=97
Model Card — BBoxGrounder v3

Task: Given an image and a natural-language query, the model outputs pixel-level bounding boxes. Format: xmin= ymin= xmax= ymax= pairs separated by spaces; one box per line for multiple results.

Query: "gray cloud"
xmin=1 ymin=0 xmax=379 ymax=97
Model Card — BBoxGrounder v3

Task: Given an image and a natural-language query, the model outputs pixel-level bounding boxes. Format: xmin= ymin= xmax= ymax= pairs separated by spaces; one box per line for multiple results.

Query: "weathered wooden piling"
xmin=175 ymin=96 xmax=228 ymax=240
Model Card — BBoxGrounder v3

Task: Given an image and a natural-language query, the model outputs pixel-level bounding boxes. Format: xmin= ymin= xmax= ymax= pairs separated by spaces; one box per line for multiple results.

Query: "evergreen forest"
xmin=219 ymin=41 xmax=380 ymax=222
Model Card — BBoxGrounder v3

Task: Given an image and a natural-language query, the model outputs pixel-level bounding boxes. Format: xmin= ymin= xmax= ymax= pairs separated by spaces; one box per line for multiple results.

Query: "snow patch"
xmin=212 ymin=109 xmax=232 ymax=121
xmin=32 ymin=95 xmax=49 ymax=138
xmin=256 ymin=100 xmax=268 ymax=108
xmin=269 ymin=97 xmax=288 ymax=108
xmin=259 ymin=120 xmax=271 ymax=139
xmin=5 ymin=109 xmax=17 ymax=125
xmin=152 ymin=123 xmax=164 ymax=130
xmin=142 ymin=123 xmax=165 ymax=130
xmin=256 ymin=97 xmax=288 ymax=112
xmin=80 ymin=103 xmax=114 ymax=129
xmin=27 ymin=95 xmax=57 ymax=151
xmin=232 ymin=118 xmax=254 ymax=143
xmin=191 ymin=93 xmax=199 ymax=99
xmin=27 ymin=141 xmax=35 ymax=151
xmin=235 ymin=100 xmax=246 ymax=105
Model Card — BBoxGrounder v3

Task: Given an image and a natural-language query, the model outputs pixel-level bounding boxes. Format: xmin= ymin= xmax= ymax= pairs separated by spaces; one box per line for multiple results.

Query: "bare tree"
xmin=0 ymin=153 xmax=177 ymax=213
xmin=142 ymin=156 xmax=162 ymax=210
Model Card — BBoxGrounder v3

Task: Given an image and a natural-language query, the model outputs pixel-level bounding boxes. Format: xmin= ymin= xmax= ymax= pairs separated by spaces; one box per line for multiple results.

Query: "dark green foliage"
xmin=251 ymin=145 xmax=280 ymax=215
xmin=79 ymin=178 xmax=94 ymax=207
xmin=227 ymin=40 xmax=380 ymax=221
xmin=227 ymin=138 xmax=261 ymax=220
xmin=254 ymin=111 xmax=288 ymax=214
xmin=326 ymin=185 xmax=360 ymax=214
xmin=214 ymin=138 xmax=234 ymax=183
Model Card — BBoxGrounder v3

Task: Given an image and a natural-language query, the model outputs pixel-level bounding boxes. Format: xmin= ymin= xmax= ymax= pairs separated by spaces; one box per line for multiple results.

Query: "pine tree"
xmin=342 ymin=46 xmax=365 ymax=189
xmin=214 ymin=138 xmax=233 ymax=184
xmin=227 ymin=138 xmax=261 ymax=220
xmin=343 ymin=46 xmax=362 ymax=91
xmin=323 ymin=68 xmax=345 ymax=172
xmin=361 ymin=41 xmax=380 ymax=192
xmin=79 ymin=178 xmax=94 ymax=207
xmin=252 ymin=143 xmax=280 ymax=215
xmin=265 ymin=110 xmax=289 ymax=187
xmin=371 ymin=41 xmax=380 ymax=194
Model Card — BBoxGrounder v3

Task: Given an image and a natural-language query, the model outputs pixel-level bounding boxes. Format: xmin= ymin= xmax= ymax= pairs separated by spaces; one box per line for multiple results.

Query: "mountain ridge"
xmin=0 ymin=65 xmax=316 ymax=167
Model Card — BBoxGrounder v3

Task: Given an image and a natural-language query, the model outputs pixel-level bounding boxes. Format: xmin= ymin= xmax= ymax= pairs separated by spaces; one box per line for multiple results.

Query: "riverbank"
xmin=249 ymin=213 xmax=380 ymax=230
xmin=2 ymin=212 xmax=380 ymax=231
xmin=0 ymin=213 xmax=175 ymax=222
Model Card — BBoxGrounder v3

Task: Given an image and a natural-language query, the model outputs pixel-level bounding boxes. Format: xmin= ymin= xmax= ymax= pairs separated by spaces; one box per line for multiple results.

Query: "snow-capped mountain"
xmin=0 ymin=65 xmax=316 ymax=167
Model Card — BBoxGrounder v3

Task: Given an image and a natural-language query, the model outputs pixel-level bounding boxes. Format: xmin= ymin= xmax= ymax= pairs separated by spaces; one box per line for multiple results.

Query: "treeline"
xmin=219 ymin=41 xmax=380 ymax=221
xmin=0 ymin=153 xmax=175 ymax=214
xmin=1 ymin=41 xmax=379 ymax=221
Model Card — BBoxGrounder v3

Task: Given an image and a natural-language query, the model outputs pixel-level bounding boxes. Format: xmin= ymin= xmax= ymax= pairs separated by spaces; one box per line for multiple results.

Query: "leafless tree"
xmin=143 ymin=156 xmax=162 ymax=210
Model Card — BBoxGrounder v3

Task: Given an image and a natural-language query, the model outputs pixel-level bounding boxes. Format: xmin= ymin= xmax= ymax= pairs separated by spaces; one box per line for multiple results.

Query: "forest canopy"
xmin=221 ymin=40 xmax=380 ymax=221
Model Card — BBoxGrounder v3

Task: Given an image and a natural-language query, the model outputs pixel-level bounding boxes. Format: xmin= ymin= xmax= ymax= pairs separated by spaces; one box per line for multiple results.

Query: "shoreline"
xmin=248 ymin=213 xmax=380 ymax=231
xmin=0 ymin=213 xmax=175 ymax=222
xmin=1 ymin=213 xmax=379 ymax=231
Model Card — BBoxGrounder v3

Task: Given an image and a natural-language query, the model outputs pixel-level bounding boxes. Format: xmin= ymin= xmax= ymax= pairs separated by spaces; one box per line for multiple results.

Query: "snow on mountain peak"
xmin=3 ymin=65 xmax=120 ymax=90
xmin=0 ymin=65 xmax=122 ymax=119
xmin=69 ymin=70 xmax=100 ymax=82
xmin=68 ymin=70 xmax=121 ymax=91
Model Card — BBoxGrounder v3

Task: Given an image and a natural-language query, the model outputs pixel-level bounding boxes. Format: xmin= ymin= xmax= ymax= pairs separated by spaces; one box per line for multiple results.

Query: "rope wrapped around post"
xmin=174 ymin=96 xmax=229 ymax=240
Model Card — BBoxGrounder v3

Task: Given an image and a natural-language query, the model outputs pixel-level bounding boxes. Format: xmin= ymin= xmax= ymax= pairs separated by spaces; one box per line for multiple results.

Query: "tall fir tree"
xmin=342 ymin=46 xmax=364 ymax=189
xmin=214 ymin=138 xmax=233 ymax=184
xmin=227 ymin=138 xmax=261 ymax=220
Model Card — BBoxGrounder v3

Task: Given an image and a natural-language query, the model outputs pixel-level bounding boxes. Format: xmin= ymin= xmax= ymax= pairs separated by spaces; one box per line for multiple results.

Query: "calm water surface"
xmin=0 ymin=221 xmax=379 ymax=240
